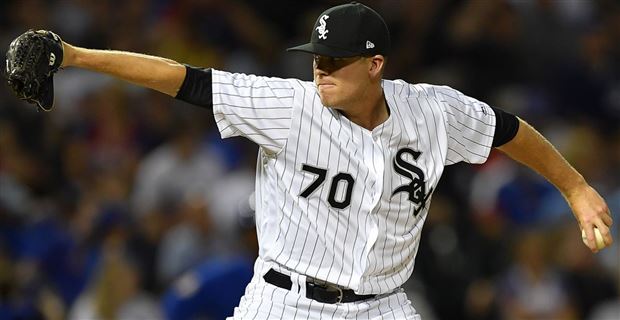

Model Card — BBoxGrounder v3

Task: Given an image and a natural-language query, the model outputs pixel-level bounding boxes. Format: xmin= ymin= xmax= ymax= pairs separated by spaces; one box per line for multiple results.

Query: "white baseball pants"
xmin=228 ymin=257 xmax=421 ymax=319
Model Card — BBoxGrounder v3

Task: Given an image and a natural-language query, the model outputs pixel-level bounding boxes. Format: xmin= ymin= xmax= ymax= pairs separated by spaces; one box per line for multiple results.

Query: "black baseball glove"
xmin=5 ymin=30 xmax=63 ymax=111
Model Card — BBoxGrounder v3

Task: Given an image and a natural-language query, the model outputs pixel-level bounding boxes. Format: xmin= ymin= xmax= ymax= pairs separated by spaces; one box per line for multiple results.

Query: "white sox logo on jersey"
xmin=392 ymin=147 xmax=433 ymax=216
xmin=316 ymin=15 xmax=329 ymax=40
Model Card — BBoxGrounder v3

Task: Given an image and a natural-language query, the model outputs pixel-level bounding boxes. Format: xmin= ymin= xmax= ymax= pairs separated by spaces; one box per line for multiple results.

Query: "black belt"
xmin=263 ymin=268 xmax=376 ymax=304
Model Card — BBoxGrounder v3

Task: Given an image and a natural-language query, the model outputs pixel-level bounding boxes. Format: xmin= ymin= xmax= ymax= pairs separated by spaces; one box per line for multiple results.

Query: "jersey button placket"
xmin=370 ymin=137 xmax=384 ymax=207
xmin=360 ymin=134 xmax=382 ymax=284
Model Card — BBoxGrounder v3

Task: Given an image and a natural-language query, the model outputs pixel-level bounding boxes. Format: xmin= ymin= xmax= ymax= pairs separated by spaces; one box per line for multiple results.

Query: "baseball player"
xmin=5 ymin=2 xmax=614 ymax=319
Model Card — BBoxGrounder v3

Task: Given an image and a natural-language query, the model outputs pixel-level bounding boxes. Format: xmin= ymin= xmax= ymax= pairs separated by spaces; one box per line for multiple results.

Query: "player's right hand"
xmin=566 ymin=184 xmax=614 ymax=252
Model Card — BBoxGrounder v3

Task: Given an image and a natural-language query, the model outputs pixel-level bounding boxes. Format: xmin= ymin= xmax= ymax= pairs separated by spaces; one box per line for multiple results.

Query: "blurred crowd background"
xmin=0 ymin=0 xmax=619 ymax=319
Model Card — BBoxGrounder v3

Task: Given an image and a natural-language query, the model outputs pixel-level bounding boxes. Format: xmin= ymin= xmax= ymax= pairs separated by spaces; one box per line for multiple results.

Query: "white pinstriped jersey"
xmin=212 ymin=69 xmax=496 ymax=294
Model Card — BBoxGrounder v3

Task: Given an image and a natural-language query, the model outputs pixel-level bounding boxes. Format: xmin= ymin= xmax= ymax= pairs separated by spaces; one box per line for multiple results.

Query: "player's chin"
xmin=318 ymin=91 xmax=339 ymax=107
xmin=319 ymin=95 xmax=336 ymax=107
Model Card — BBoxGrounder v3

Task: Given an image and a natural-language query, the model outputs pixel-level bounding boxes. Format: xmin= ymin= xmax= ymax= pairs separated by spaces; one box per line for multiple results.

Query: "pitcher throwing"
xmin=4 ymin=2 xmax=613 ymax=319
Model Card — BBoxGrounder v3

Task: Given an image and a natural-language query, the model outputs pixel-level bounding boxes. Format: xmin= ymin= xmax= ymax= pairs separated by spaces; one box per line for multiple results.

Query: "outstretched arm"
xmin=497 ymin=118 xmax=613 ymax=252
xmin=61 ymin=42 xmax=186 ymax=97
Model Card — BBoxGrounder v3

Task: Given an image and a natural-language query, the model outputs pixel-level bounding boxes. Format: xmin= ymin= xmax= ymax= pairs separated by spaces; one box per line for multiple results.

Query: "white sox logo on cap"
xmin=287 ymin=2 xmax=390 ymax=58
xmin=316 ymin=15 xmax=329 ymax=40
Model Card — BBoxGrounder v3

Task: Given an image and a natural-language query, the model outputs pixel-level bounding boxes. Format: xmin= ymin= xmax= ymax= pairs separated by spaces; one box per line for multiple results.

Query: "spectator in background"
xmin=162 ymin=205 xmax=257 ymax=320
xmin=68 ymin=248 xmax=163 ymax=320
xmin=129 ymin=110 xmax=225 ymax=290
xmin=497 ymin=230 xmax=576 ymax=319
xmin=588 ymin=279 xmax=620 ymax=320
xmin=555 ymin=222 xmax=618 ymax=319
xmin=156 ymin=192 xmax=217 ymax=286
xmin=131 ymin=110 xmax=223 ymax=220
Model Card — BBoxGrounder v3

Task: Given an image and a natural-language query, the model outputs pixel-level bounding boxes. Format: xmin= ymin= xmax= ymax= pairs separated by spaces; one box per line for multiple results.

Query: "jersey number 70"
xmin=299 ymin=164 xmax=355 ymax=209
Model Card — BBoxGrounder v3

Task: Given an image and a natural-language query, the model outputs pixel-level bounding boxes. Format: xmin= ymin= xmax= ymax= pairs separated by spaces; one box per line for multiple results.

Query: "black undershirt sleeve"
xmin=174 ymin=66 xmax=519 ymax=147
xmin=175 ymin=65 xmax=213 ymax=109
xmin=490 ymin=106 xmax=520 ymax=147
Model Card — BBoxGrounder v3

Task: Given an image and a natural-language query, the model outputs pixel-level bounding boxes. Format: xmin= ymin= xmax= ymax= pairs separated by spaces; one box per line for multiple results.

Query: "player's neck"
xmin=340 ymin=85 xmax=388 ymax=131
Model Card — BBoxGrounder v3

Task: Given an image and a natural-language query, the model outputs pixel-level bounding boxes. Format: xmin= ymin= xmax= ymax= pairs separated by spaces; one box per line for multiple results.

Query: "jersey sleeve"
xmin=211 ymin=69 xmax=296 ymax=154
xmin=429 ymin=85 xmax=496 ymax=165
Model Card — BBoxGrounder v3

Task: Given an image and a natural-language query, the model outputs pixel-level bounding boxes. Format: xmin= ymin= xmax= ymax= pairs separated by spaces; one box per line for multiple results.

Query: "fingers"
xmin=582 ymin=215 xmax=613 ymax=253
xmin=577 ymin=191 xmax=614 ymax=252
xmin=595 ymin=219 xmax=614 ymax=247
xmin=567 ymin=184 xmax=614 ymax=253
xmin=601 ymin=212 xmax=613 ymax=226
xmin=582 ymin=226 xmax=598 ymax=252
xmin=598 ymin=205 xmax=614 ymax=248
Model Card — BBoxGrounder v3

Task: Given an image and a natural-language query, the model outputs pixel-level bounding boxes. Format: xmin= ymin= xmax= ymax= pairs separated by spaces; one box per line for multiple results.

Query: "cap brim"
xmin=286 ymin=42 xmax=359 ymax=58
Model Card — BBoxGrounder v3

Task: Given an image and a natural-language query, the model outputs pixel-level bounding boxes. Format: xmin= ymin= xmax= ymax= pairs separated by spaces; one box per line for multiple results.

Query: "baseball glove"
xmin=5 ymin=30 xmax=63 ymax=111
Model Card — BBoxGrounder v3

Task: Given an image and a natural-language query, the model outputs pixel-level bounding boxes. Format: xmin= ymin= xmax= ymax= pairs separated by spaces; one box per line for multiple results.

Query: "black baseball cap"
xmin=287 ymin=2 xmax=390 ymax=58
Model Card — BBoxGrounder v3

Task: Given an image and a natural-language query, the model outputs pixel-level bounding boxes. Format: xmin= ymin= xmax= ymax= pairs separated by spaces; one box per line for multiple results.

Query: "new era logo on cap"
xmin=287 ymin=2 xmax=390 ymax=58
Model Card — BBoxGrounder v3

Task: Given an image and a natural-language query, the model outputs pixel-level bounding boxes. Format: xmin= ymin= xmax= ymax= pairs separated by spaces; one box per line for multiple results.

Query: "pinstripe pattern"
xmin=213 ymin=70 xmax=495 ymax=317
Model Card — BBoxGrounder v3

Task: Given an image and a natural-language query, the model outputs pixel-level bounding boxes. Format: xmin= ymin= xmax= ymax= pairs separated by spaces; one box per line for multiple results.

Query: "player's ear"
xmin=368 ymin=55 xmax=385 ymax=79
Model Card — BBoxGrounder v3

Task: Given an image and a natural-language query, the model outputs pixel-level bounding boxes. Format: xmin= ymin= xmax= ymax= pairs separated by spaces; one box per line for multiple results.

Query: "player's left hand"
xmin=5 ymin=29 xmax=63 ymax=111
xmin=565 ymin=184 xmax=613 ymax=252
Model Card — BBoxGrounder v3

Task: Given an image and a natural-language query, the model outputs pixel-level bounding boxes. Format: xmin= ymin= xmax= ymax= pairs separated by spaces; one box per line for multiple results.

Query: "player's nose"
xmin=314 ymin=67 xmax=329 ymax=77
xmin=313 ymin=56 xmax=334 ymax=74
xmin=314 ymin=63 xmax=330 ymax=75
